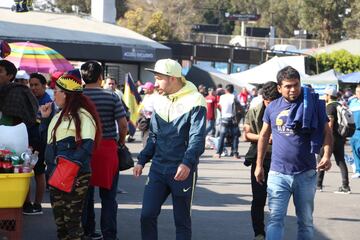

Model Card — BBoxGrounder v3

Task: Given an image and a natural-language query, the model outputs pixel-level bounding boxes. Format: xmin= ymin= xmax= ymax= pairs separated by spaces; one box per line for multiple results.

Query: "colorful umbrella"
xmin=5 ymin=41 xmax=74 ymax=73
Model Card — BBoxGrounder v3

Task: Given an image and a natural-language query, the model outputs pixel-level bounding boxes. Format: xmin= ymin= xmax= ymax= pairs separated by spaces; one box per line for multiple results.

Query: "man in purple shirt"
xmin=255 ymin=66 xmax=333 ymax=240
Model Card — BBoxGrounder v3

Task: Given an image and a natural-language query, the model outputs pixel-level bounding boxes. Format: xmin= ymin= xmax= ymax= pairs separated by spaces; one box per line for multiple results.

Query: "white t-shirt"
xmin=141 ymin=93 xmax=156 ymax=118
xmin=219 ymin=93 xmax=235 ymax=118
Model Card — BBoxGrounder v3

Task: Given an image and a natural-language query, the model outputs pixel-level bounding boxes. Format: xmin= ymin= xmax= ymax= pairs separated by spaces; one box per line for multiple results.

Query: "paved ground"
xmin=6 ymin=133 xmax=360 ymax=239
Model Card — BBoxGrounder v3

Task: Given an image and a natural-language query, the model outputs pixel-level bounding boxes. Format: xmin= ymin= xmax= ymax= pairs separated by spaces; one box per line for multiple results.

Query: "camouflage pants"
xmin=50 ymin=173 xmax=91 ymax=240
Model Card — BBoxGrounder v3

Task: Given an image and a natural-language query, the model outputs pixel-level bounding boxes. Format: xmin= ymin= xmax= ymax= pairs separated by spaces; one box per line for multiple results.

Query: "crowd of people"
xmin=1 ymin=53 xmax=360 ymax=240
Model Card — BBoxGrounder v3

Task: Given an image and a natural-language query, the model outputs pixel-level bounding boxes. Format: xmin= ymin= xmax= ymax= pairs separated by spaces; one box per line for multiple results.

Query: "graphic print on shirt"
xmin=275 ymin=109 xmax=294 ymax=136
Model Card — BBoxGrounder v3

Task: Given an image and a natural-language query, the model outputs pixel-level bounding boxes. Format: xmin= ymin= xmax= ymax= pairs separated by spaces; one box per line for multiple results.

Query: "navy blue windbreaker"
xmin=137 ymin=81 xmax=206 ymax=174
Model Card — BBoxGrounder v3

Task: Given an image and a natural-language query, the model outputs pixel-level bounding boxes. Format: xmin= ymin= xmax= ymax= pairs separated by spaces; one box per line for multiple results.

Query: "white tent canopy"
xmin=302 ymin=69 xmax=340 ymax=85
xmin=230 ymin=56 xmax=308 ymax=85
xmin=186 ymin=64 xmax=255 ymax=91
xmin=309 ymin=39 xmax=360 ymax=56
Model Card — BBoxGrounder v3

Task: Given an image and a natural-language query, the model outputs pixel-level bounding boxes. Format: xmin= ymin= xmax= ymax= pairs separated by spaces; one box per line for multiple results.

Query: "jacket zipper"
xmin=168 ymin=98 xmax=175 ymax=122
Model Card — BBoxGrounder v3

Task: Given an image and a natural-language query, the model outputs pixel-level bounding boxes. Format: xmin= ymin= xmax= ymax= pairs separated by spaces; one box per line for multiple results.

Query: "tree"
xmin=115 ymin=0 xmax=128 ymax=19
xmin=315 ymin=50 xmax=360 ymax=74
xmin=119 ymin=0 xmax=200 ymax=40
xmin=118 ymin=7 xmax=145 ymax=33
xmin=198 ymin=0 xmax=234 ymax=35
xmin=143 ymin=11 xmax=173 ymax=41
xmin=263 ymin=0 xmax=301 ymax=38
xmin=199 ymin=0 xmax=301 ymax=38
xmin=344 ymin=0 xmax=360 ymax=39
xmin=299 ymin=0 xmax=347 ymax=44
xmin=116 ymin=0 xmax=357 ymax=43
xmin=154 ymin=0 xmax=201 ymax=40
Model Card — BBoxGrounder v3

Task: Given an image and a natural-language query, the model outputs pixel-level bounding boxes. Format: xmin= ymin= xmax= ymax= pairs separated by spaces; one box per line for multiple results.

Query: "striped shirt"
xmin=83 ymin=88 xmax=126 ymax=139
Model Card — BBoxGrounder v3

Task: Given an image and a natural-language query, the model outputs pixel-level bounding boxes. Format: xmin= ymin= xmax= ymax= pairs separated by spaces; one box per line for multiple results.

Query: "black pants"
xmin=141 ymin=170 xmax=197 ymax=240
xmin=250 ymin=159 xmax=270 ymax=237
xmin=317 ymin=137 xmax=349 ymax=187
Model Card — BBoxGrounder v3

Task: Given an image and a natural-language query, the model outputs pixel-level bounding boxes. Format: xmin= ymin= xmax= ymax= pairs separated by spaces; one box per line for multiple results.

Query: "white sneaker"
xmin=221 ymin=152 xmax=228 ymax=157
xmin=351 ymin=173 xmax=360 ymax=179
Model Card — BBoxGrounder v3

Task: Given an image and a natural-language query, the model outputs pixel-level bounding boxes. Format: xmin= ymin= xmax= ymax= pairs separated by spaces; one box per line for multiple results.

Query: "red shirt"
xmin=238 ymin=91 xmax=249 ymax=106
xmin=205 ymin=95 xmax=217 ymax=120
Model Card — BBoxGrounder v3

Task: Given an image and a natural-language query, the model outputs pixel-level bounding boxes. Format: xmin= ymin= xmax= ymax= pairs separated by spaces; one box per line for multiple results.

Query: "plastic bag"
xmin=0 ymin=123 xmax=28 ymax=155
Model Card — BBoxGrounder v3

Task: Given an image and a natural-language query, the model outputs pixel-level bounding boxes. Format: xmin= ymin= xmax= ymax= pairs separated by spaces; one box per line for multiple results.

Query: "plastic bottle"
xmin=30 ymin=151 xmax=39 ymax=169
xmin=21 ymin=148 xmax=33 ymax=173
xmin=11 ymin=155 xmax=22 ymax=173
xmin=2 ymin=153 xmax=13 ymax=173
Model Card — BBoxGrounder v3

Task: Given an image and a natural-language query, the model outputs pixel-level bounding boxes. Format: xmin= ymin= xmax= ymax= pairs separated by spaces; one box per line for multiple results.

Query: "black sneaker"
xmin=117 ymin=188 xmax=128 ymax=194
xmin=32 ymin=203 xmax=43 ymax=215
xmin=23 ymin=202 xmax=33 ymax=215
xmin=23 ymin=202 xmax=43 ymax=215
xmin=85 ymin=231 xmax=103 ymax=240
xmin=316 ymin=185 xmax=323 ymax=192
xmin=334 ymin=186 xmax=351 ymax=194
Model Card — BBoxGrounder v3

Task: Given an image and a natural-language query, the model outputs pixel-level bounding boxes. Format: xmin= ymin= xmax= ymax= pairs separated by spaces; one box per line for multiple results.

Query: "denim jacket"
xmin=43 ymin=108 xmax=96 ymax=174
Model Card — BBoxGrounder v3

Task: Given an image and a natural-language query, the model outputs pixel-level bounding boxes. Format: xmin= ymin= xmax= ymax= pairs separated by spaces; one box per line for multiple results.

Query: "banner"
xmin=122 ymin=73 xmax=142 ymax=131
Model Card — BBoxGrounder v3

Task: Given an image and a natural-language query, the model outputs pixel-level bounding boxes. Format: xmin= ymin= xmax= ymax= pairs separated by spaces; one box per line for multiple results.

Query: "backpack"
xmin=336 ymin=105 xmax=355 ymax=137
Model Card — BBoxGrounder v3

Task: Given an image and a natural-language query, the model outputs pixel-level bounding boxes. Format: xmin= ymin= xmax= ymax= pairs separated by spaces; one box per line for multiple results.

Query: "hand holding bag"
xmin=136 ymin=114 xmax=150 ymax=131
xmin=48 ymin=156 xmax=81 ymax=193
xmin=118 ymin=144 xmax=134 ymax=171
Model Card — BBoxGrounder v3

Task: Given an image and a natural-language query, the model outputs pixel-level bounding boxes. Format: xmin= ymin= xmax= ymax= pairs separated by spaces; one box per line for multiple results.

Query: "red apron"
xmin=90 ymin=139 xmax=118 ymax=189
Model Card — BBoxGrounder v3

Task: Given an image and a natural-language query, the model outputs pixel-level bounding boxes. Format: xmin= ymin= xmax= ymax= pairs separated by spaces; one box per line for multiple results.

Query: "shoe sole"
xmin=23 ymin=211 xmax=43 ymax=215
xmin=334 ymin=191 xmax=351 ymax=194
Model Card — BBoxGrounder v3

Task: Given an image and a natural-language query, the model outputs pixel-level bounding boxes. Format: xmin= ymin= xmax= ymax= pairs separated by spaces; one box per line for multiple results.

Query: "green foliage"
xmin=199 ymin=0 xmax=234 ymax=34
xmin=118 ymin=9 xmax=175 ymax=41
xmin=118 ymin=7 xmax=144 ymax=33
xmin=115 ymin=0 xmax=128 ymax=19
xmin=115 ymin=0 xmax=358 ymax=42
xmin=119 ymin=0 xmax=200 ymax=40
xmin=143 ymin=11 xmax=173 ymax=41
xmin=299 ymin=0 xmax=348 ymax=44
xmin=344 ymin=0 xmax=360 ymax=39
xmin=316 ymin=50 xmax=360 ymax=74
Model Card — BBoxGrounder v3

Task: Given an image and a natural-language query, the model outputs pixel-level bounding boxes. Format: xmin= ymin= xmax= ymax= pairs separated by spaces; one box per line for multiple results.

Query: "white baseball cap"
xmin=324 ymin=87 xmax=337 ymax=97
xmin=145 ymin=59 xmax=185 ymax=83
xmin=15 ymin=70 xmax=30 ymax=80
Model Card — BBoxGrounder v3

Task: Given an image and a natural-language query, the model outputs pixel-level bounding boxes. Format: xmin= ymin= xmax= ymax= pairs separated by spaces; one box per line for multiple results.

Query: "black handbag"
xmin=117 ymin=144 xmax=135 ymax=171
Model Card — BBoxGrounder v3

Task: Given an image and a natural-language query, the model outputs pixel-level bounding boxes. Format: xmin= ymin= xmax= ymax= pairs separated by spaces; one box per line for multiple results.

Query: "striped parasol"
xmin=5 ymin=41 xmax=74 ymax=73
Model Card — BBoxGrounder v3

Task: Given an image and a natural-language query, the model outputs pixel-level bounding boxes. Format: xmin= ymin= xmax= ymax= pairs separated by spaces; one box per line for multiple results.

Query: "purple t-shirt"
xmin=263 ymin=97 xmax=316 ymax=174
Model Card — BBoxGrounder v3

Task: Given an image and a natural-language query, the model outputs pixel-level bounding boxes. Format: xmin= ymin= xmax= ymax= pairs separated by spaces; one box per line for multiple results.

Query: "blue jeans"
xmin=266 ymin=169 xmax=317 ymax=240
xmin=217 ymin=121 xmax=240 ymax=155
xmin=82 ymin=173 xmax=119 ymax=240
xmin=205 ymin=120 xmax=216 ymax=136
xmin=350 ymin=133 xmax=360 ymax=173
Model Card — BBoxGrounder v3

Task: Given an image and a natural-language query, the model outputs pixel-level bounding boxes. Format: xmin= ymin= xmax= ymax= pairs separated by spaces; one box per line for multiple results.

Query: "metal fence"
xmin=188 ymin=33 xmax=323 ymax=50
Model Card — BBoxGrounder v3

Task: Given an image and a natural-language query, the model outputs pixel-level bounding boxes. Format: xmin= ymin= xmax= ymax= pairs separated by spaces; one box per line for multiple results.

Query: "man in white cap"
xmin=14 ymin=70 xmax=30 ymax=87
xmin=133 ymin=59 xmax=206 ymax=240
xmin=317 ymin=87 xmax=351 ymax=193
